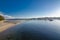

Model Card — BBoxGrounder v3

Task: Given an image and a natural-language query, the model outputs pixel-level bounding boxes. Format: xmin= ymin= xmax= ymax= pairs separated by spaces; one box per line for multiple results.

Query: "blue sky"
xmin=0 ymin=0 xmax=60 ymax=18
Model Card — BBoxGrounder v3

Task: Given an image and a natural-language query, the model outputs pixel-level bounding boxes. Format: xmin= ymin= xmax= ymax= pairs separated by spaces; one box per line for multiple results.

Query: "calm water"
xmin=10 ymin=20 xmax=60 ymax=40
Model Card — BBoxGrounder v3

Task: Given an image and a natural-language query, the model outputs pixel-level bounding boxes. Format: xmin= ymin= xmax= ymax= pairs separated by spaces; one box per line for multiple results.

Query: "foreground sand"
xmin=0 ymin=21 xmax=20 ymax=32
xmin=0 ymin=23 xmax=15 ymax=32
xmin=0 ymin=20 xmax=24 ymax=40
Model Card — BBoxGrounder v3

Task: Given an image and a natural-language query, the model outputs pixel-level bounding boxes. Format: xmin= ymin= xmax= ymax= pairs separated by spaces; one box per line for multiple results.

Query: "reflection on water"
xmin=2 ymin=20 xmax=60 ymax=40
xmin=12 ymin=20 xmax=60 ymax=40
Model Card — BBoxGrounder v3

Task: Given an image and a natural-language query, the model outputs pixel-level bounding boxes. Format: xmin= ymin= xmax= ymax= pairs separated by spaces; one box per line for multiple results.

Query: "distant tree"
xmin=0 ymin=15 xmax=5 ymax=21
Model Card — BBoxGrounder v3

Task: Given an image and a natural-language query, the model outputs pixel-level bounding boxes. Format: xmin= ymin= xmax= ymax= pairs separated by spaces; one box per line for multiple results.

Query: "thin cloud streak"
xmin=0 ymin=12 xmax=15 ymax=19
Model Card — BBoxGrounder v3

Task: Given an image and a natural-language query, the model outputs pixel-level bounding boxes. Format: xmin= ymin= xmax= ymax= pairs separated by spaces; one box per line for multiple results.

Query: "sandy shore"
xmin=0 ymin=20 xmax=23 ymax=40
xmin=0 ymin=21 xmax=19 ymax=32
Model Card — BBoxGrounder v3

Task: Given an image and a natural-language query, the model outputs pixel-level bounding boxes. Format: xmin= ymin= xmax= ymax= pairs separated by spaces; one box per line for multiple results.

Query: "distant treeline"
xmin=0 ymin=15 xmax=5 ymax=21
xmin=6 ymin=17 xmax=60 ymax=20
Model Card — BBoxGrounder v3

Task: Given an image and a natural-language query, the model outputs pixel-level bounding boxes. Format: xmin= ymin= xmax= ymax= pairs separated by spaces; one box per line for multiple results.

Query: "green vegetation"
xmin=0 ymin=15 xmax=5 ymax=21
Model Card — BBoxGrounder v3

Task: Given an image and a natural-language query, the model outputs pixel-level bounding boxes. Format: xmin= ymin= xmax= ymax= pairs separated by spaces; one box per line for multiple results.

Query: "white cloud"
xmin=0 ymin=12 xmax=15 ymax=19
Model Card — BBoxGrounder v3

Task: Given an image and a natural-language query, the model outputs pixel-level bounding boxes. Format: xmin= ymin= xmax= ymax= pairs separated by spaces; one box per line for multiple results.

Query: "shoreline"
xmin=0 ymin=21 xmax=20 ymax=32
xmin=0 ymin=20 xmax=24 ymax=40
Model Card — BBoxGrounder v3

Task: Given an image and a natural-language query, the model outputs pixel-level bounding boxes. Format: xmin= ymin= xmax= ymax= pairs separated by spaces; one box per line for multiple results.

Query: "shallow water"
xmin=8 ymin=20 xmax=60 ymax=40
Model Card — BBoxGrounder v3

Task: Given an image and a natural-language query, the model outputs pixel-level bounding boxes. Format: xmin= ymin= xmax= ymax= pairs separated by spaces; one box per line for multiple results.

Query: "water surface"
xmin=9 ymin=20 xmax=60 ymax=40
